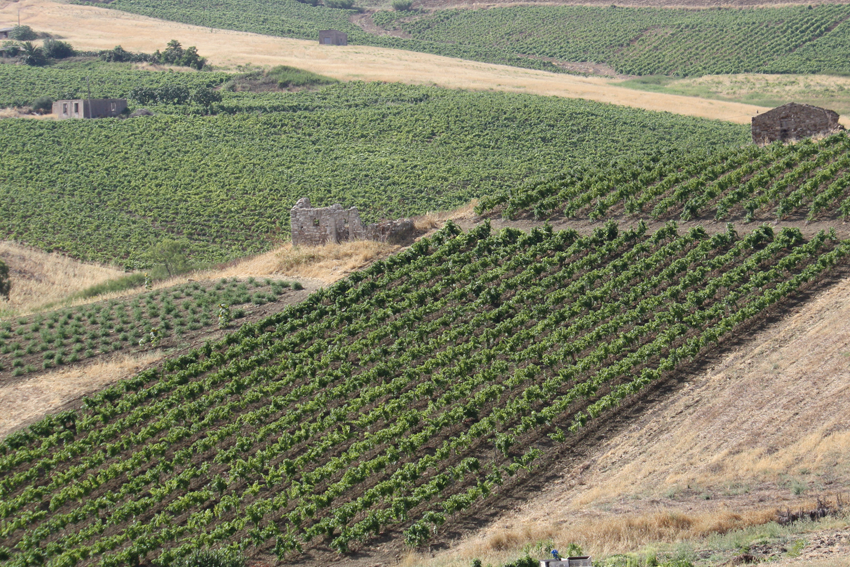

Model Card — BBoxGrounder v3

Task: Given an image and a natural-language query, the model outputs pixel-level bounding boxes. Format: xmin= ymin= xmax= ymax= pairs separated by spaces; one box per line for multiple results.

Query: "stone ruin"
xmin=752 ymin=102 xmax=843 ymax=145
xmin=290 ymin=197 xmax=416 ymax=247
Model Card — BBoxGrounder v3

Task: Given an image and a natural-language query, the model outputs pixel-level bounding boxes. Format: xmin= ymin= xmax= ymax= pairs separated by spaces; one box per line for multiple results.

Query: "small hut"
xmin=53 ymin=99 xmax=127 ymax=119
xmin=318 ymin=30 xmax=348 ymax=46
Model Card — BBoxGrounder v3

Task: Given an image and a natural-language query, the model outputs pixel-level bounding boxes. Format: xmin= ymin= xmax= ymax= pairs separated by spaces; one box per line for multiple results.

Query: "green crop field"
xmin=0 ymin=278 xmax=303 ymax=378
xmin=92 ymin=0 xmax=850 ymax=76
xmin=373 ymin=5 xmax=850 ymax=77
xmin=0 ymin=80 xmax=747 ymax=267
xmin=0 ymin=62 xmax=231 ymax=109
xmin=1 ymin=220 xmax=847 ymax=566
xmin=480 ymin=132 xmax=850 ymax=223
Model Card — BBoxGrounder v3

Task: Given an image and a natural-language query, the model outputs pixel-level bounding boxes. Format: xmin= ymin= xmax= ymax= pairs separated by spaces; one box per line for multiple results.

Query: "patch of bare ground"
xmin=0 ymin=0 xmax=773 ymax=124
xmin=517 ymin=55 xmax=632 ymax=78
xmin=0 ymin=241 xmax=125 ymax=316
xmin=350 ymin=11 xmax=412 ymax=38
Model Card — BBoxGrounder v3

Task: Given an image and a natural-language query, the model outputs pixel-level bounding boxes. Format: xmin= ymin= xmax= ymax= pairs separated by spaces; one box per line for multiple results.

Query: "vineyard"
xmin=0 ymin=62 xmax=230 ymax=109
xmin=0 ymin=278 xmax=302 ymax=378
xmin=0 ymin=220 xmax=847 ymax=566
xmin=480 ymin=132 xmax=850 ymax=224
xmin=92 ymin=0 xmax=850 ymax=76
xmin=0 ymin=81 xmax=747 ymax=267
xmin=372 ymin=4 xmax=850 ymax=77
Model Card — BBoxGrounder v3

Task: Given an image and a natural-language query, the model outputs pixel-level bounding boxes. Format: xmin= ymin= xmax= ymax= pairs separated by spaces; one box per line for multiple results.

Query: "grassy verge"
xmin=618 ymin=74 xmax=850 ymax=117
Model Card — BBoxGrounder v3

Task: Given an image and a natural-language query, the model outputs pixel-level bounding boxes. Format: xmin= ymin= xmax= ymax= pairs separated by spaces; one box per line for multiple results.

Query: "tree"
xmin=392 ymin=0 xmax=413 ymax=10
xmin=0 ymin=259 xmax=10 ymax=300
xmin=146 ymin=238 xmax=193 ymax=277
xmin=155 ymin=40 xmax=206 ymax=70
xmin=9 ymin=25 xmax=37 ymax=41
xmin=42 ymin=39 xmax=75 ymax=59
xmin=20 ymin=42 xmax=47 ymax=66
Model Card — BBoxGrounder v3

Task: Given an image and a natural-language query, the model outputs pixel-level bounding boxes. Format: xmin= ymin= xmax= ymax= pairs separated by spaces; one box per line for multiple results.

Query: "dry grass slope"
xmin=0 ymin=352 xmax=164 ymax=438
xmin=0 ymin=241 xmax=125 ymax=315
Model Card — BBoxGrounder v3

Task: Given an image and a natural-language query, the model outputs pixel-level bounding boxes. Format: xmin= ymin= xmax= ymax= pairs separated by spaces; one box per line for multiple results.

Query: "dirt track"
xmin=0 ymin=0 xmax=775 ymax=124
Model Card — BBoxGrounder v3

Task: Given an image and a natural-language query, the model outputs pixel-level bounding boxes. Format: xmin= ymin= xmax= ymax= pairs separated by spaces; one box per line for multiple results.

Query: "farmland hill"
xmin=2 ymin=0 xmax=850 ymax=563
xmin=0 ymin=70 xmax=748 ymax=267
xmin=75 ymin=0 xmax=850 ymax=77
xmin=0 ymin=0 xmax=780 ymax=124
xmin=2 ymin=219 xmax=849 ymax=567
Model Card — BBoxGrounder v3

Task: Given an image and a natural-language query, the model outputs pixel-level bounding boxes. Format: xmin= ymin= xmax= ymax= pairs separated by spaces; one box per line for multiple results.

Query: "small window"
xmin=313 ymin=218 xmax=321 ymax=226
xmin=111 ymin=103 xmax=116 ymax=112
xmin=74 ymin=102 xmax=79 ymax=114
xmin=63 ymin=104 xmax=68 ymax=114
xmin=323 ymin=37 xmax=332 ymax=44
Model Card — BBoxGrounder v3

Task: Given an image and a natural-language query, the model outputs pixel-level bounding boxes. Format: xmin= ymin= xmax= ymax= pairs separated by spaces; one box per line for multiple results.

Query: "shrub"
xmin=31 ymin=97 xmax=53 ymax=113
xmin=98 ymin=45 xmax=150 ymax=63
xmin=153 ymin=40 xmax=206 ymax=70
xmin=324 ymin=0 xmax=355 ymax=8
xmin=42 ymin=39 xmax=75 ymax=59
xmin=9 ymin=25 xmax=37 ymax=41
xmin=1 ymin=40 xmax=20 ymax=57
xmin=0 ymin=259 xmax=9 ymax=299
xmin=190 ymin=86 xmax=222 ymax=107
xmin=268 ymin=65 xmax=337 ymax=88
xmin=392 ymin=0 xmax=413 ymax=10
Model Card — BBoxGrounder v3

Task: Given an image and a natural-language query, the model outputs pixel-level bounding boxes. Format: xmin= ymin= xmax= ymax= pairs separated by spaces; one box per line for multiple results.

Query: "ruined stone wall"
xmin=290 ymin=197 xmax=414 ymax=246
xmin=752 ymin=103 xmax=842 ymax=144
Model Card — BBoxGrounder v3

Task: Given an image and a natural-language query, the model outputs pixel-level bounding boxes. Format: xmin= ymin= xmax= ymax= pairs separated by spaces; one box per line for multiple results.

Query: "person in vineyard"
xmin=139 ymin=327 xmax=161 ymax=347
xmin=218 ymin=303 xmax=231 ymax=329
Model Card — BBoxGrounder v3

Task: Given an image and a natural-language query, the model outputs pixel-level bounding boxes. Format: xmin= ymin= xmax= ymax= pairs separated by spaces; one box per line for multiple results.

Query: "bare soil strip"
xmin=1 ymin=0 xmax=777 ymax=124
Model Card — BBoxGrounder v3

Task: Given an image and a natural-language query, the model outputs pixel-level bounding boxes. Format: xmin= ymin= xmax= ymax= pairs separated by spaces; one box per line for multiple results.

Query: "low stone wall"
xmin=290 ymin=197 xmax=414 ymax=246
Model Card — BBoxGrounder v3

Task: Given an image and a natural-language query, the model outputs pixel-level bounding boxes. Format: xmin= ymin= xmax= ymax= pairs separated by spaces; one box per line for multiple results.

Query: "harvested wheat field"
xmin=0 ymin=0 xmax=775 ymax=124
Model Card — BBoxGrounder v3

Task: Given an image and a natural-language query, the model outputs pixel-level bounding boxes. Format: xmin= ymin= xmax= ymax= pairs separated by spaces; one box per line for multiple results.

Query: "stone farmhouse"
xmin=318 ymin=30 xmax=348 ymax=46
xmin=290 ymin=197 xmax=415 ymax=246
xmin=752 ymin=103 xmax=843 ymax=144
xmin=53 ymin=99 xmax=127 ymax=119
xmin=0 ymin=27 xmax=13 ymax=39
